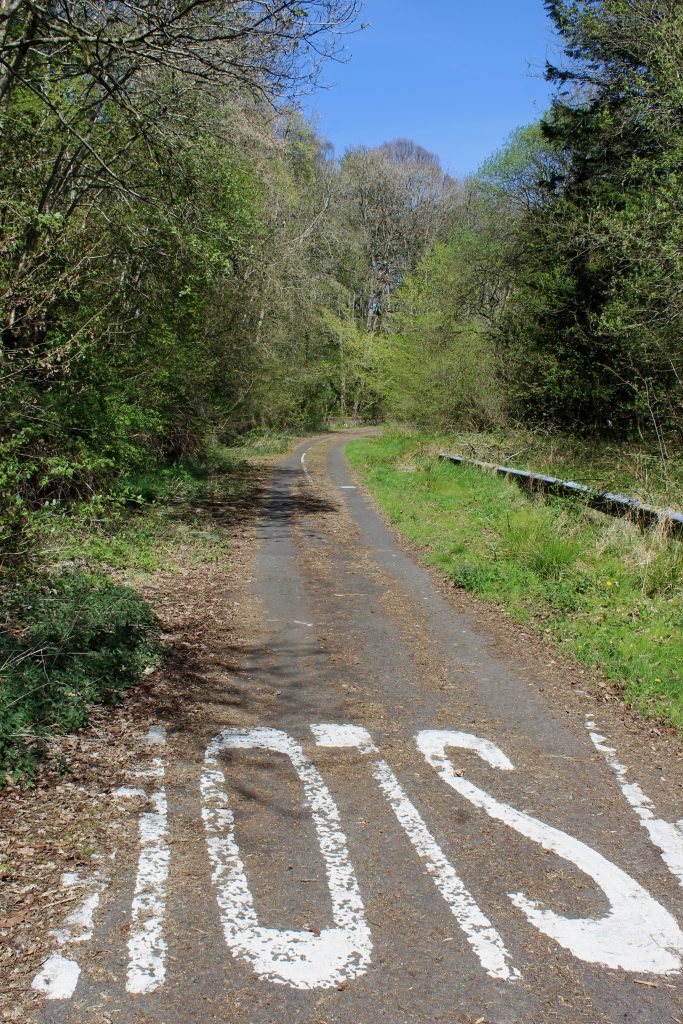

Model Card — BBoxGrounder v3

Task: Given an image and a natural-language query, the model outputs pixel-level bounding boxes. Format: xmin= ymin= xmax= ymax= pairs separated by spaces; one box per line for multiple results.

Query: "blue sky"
xmin=305 ymin=1 xmax=560 ymax=176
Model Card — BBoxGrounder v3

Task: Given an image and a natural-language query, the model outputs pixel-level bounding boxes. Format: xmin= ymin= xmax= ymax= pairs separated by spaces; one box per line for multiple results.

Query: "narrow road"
xmin=39 ymin=435 xmax=683 ymax=1024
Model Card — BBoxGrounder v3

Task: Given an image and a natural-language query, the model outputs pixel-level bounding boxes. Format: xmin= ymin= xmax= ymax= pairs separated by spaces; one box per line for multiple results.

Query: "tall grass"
xmin=398 ymin=426 xmax=683 ymax=512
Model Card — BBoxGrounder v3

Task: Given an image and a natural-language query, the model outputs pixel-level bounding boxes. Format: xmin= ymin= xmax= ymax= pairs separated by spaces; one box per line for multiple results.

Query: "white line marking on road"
xmin=300 ymin=451 xmax=313 ymax=484
xmin=31 ymin=954 xmax=81 ymax=1000
xmin=202 ymin=727 xmax=372 ymax=989
xmin=125 ymin=726 xmax=170 ymax=995
xmin=135 ymin=757 xmax=165 ymax=779
xmin=417 ymin=730 xmax=683 ymax=975
xmin=31 ymin=866 xmax=107 ymax=999
xmin=311 ymin=724 xmax=520 ymax=982
xmin=114 ymin=786 xmax=148 ymax=799
xmin=145 ymin=725 xmax=167 ymax=746
xmin=293 ymin=620 xmax=313 ymax=627
xmin=586 ymin=716 xmax=683 ymax=889
xmin=340 ymin=486 xmax=357 ymax=490
xmin=126 ymin=789 xmax=170 ymax=994
xmin=312 ymin=724 xmax=374 ymax=751
xmin=52 ymin=889 xmax=100 ymax=945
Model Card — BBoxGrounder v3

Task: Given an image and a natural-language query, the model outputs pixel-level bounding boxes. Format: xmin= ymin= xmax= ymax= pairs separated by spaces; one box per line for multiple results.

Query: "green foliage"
xmin=0 ymin=9 xmax=465 ymax=572
xmin=348 ymin=432 xmax=683 ymax=727
xmin=381 ymin=254 xmax=505 ymax=429
xmin=380 ymin=125 xmax=558 ymax=430
xmin=0 ymin=571 xmax=159 ymax=781
xmin=376 ymin=3 xmax=683 ymax=448
xmin=0 ymin=96 xmax=340 ymax=570
xmin=500 ymin=0 xmax=683 ymax=438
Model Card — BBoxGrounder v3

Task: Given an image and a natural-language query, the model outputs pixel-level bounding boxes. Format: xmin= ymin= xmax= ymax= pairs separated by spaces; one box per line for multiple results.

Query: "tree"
xmin=501 ymin=0 xmax=683 ymax=439
xmin=339 ymin=140 xmax=459 ymax=334
xmin=0 ymin=2 xmax=363 ymax=108
xmin=0 ymin=2 xmax=363 ymax=566
xmin=376 ymin=128 xmax=554 ymax=429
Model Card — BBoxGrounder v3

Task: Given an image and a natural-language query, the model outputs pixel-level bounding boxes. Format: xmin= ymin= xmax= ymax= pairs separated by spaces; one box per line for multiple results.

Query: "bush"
xmin=0 ymin=569 xmax=159 ymax=782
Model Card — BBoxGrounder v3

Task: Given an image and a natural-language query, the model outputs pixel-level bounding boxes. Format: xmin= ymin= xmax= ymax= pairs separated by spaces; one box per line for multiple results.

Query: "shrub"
xmin=0 ymin=569 xmax=158 ymax=781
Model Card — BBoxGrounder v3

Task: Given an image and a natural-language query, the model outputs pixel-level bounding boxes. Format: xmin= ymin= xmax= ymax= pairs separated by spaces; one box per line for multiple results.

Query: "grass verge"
xmin=347 ymin=431 xmax=683 ymax=728
xmin=404 ymin=426 xmax=683 ymax=511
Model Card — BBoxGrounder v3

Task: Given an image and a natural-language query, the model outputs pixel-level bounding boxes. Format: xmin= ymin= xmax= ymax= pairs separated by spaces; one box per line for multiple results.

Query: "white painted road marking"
xmin=417 ymin=730 xmax=683 ymax=974
xmin=134 ymin=758 xmax=165 ymax=780
xmin=31 ymin=867 xmax=107 ymax=999
xmin=201 ymin=727 xmax=372 ymax=989
xmin=35 ymin=725 xmax=171 ymax=1002
xmin=33 ymin=720 xmax=683 ymax=1001
xmin=312 ymin=724 xmax=374 ymax=752
xmin=114 ymin=786 xmax=147 ymax=799
xmin=586 ymin=716 xmax=683 ymax=889
xmin=52 ymin=887 xmax=101 ymax=946
xmin=311 ymin=723 xmax=521 ymax=982
xmin=126 ymin=789 xmax=170 ymax=994
xmin=123 ymin=725 xmax=170 ymax=995
xmin=145 ymin=725 xmax=167 ymax=746
xmin=31 ymin=953 xmax=82 ymax=1001
xmin=300 ymin=451 xmax=313 ymax=484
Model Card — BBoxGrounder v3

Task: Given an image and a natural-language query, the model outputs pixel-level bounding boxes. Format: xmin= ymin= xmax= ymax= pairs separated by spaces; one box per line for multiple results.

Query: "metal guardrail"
xmin=437 ymin=452 xmax=683 ymax=538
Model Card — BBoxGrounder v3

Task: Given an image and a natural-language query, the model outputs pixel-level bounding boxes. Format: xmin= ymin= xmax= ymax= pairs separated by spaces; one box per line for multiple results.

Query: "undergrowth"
xmin=216 ymin=429 xmax=298 ymax=461
xmin=40 ymin=445 xmax=259 ymax=575
xmin=347 ymin=431 xmax=683 ymax=728
xmin=1 ymin=430 xmax=294 ymax=782
xmin=0 ymin=570 xmax=159 ymax=782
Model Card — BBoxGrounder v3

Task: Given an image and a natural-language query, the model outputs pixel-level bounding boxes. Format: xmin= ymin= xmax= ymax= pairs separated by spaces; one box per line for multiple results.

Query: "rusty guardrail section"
xmin=437 ymin=452 xmax=683 ymax=539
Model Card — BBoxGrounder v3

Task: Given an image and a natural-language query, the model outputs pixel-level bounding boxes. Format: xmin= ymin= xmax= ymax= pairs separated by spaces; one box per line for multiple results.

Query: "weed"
xmin=503 ymin=510 xmax=581 ymax=581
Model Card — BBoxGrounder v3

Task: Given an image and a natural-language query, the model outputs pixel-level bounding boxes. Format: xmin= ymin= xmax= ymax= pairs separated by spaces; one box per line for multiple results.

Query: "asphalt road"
xmin=38 ymin=434 xmax=683 ymax=1024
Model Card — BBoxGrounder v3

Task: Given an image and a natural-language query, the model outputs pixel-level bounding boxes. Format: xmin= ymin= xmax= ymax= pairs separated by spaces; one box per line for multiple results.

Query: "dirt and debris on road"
xmin=2 ymin=433 xmax=682 ymax=1024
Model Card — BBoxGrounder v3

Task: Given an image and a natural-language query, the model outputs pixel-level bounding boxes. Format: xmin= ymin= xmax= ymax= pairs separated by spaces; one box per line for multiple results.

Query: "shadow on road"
xmin=141 ymin=457 xmax=339 ymax=737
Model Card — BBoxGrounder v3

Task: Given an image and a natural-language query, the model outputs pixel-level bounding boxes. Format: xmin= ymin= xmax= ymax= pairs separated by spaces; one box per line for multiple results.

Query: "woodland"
xmin=1 ymin=0 xmax=682 ymax=775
